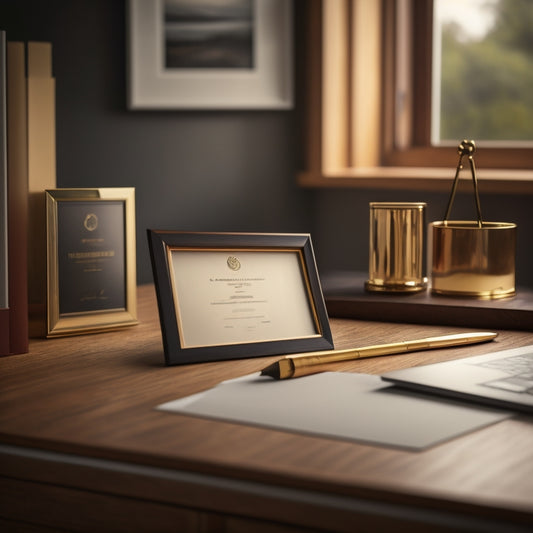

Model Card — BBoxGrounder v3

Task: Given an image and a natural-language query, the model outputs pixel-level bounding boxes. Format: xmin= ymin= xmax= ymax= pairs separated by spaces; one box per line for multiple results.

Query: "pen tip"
xmin=260 ymin=362 xmax=280 ymax=380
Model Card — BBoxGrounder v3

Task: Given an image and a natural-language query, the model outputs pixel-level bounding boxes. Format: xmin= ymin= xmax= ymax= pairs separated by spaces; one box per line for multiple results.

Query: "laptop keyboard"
xmin=475 ymin=353 xmax=533 ymax=394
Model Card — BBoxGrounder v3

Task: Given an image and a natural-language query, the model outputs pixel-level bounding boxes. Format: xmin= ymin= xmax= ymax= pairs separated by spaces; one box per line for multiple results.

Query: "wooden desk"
xmin=1 ymin=285 xmax=533 ymax=532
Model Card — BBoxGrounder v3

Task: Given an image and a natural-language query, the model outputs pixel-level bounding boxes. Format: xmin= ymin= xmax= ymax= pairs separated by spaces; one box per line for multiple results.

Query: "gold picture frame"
xmin=46 ymin=188 xmax=138 ymax=337
xmin=147 ymin=231 xmax=333 ymax=366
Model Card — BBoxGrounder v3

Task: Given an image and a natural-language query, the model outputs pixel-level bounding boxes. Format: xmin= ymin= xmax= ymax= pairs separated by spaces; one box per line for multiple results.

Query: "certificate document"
xmin=169 ymin=250 xmax=319 ymax=348
xmin=57 ymin=200 xmax=126 ymax=314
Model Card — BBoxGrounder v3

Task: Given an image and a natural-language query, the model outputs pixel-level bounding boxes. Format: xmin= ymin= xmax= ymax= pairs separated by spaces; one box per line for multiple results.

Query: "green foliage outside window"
xmin=440 ymin=0 xmax=533 ymax=141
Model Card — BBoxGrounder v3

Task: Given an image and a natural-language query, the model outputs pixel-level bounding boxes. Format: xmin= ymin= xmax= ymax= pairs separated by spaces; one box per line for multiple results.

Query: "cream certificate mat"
xmin=170 ymin=250 xmax=317 ymax=348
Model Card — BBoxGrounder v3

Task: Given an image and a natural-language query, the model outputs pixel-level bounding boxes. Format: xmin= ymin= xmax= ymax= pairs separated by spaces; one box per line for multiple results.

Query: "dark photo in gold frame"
xmin=147 ymin=231 xmax=333 ymax=366
xmin=46 ymin=188 xmax=138 ymax=337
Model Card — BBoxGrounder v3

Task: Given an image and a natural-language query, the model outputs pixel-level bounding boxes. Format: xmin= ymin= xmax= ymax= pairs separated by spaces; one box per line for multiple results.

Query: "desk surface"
xmin=1 ymin=285 xmax=533 ymax=532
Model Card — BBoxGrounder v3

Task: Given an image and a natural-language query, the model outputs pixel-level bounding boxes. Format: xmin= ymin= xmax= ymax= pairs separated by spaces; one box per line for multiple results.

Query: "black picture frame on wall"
xmin=147 ymin=231 xmax=333 ymax=366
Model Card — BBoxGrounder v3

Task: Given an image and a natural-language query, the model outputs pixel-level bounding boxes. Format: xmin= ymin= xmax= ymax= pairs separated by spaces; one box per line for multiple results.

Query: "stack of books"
xmin=0 ymin=32 xmax=56 ymax=355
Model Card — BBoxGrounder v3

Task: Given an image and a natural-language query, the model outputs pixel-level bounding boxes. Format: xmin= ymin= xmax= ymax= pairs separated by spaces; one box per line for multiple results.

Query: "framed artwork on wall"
xmin=147 ymin=231 xmax=333 ymax=366
xmin=127 ymin=0 xmax=293 ymax=109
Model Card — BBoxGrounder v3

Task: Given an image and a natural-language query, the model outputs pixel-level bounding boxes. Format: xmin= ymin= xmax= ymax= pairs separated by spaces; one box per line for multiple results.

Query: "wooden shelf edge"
xmin=321 ymin=271 xmax=533 ymax=332
xmin=298 ymin=168 xmax=533 ymax=194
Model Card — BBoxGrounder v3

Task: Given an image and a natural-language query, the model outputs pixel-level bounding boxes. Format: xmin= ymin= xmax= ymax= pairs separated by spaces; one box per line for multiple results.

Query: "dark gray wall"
xmin=2 ymin=0 xmax=532 ymax=288
xmin=2 ymin=0 xmax=314 ymax=283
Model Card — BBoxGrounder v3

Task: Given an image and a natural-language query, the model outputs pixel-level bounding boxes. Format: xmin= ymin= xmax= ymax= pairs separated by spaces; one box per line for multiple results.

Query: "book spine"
xmin=26 ymin=41 xmax=56 ymax=337
xmin=5 ymin=41 xmax=29 ymax=354
xmin=0 ymin=31 xmax=9 ymax=354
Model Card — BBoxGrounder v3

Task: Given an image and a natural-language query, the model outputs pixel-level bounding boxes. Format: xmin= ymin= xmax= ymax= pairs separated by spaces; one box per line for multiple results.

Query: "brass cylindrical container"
xmin=429 ymin=140 xmax=517 ymax=299
xmin=430 ymin=221 xmax=516 ymax=299
xmin=366 ymin=202 xmax=427 ymax=293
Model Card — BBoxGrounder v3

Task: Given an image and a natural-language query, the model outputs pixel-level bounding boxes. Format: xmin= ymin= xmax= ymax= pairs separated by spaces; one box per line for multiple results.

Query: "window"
xmin=433 ymin=0 xmax=533 ymax=144
xmin=298 ymin=0 xmax=533 ymax=193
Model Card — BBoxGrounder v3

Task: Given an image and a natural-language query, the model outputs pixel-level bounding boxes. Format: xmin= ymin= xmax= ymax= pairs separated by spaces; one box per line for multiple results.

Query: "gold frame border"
xmin=166 ymin=246 xmax=323 ymax=350
xmin=46 ymin=188 xmax=137 ymax=337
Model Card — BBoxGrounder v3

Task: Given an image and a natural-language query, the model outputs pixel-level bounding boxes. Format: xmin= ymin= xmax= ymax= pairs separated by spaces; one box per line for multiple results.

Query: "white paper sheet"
xmin=157 ymin=372 xmax=511 ymax=450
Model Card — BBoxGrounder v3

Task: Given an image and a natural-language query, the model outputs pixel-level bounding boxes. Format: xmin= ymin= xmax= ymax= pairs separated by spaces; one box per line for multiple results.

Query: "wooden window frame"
xmin=297 ymin=0 xmax=533 ymax=193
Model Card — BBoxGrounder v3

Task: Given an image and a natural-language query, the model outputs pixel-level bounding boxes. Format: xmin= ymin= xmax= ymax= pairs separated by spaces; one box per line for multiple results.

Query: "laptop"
xmin=381 ymin=345 xmax=533 ymax=414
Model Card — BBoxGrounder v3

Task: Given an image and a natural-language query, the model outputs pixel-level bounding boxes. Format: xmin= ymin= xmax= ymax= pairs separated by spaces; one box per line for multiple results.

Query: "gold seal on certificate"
xmin=83 ymin=213 xmax=98 ymax=232
xmin=227 ymin=256 xmax=241 ymax=271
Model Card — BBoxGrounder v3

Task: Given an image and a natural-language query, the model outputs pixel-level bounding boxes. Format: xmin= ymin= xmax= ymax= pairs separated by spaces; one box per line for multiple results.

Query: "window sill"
xmin=298 ymin=167 xmax=533 ymax=194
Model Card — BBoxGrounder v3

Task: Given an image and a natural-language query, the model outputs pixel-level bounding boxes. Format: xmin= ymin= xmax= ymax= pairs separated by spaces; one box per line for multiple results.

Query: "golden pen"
xmin=260 ymin=331 xmax=498 ymax=380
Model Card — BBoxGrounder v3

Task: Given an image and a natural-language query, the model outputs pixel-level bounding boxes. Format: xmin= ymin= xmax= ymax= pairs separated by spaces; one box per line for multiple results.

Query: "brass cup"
xmin=365 ymin=202 xmax=427 ymax=293
xmin=430 ymin=221 xmax=516 ymax=299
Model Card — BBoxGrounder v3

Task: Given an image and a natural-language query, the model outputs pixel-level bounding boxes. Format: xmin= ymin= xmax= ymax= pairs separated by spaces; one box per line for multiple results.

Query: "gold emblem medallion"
xmin=84 ymin=213 xmax=98 ymax=232
xmin=227 ymin=256 xmax=241 ymax=271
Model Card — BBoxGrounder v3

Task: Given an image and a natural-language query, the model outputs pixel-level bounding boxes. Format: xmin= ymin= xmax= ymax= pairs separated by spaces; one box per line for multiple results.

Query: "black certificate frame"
xmin=46 ymin=188 xmax=138 ymax=337
xmin=147 ymin=231 xmax=334 ymax=366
